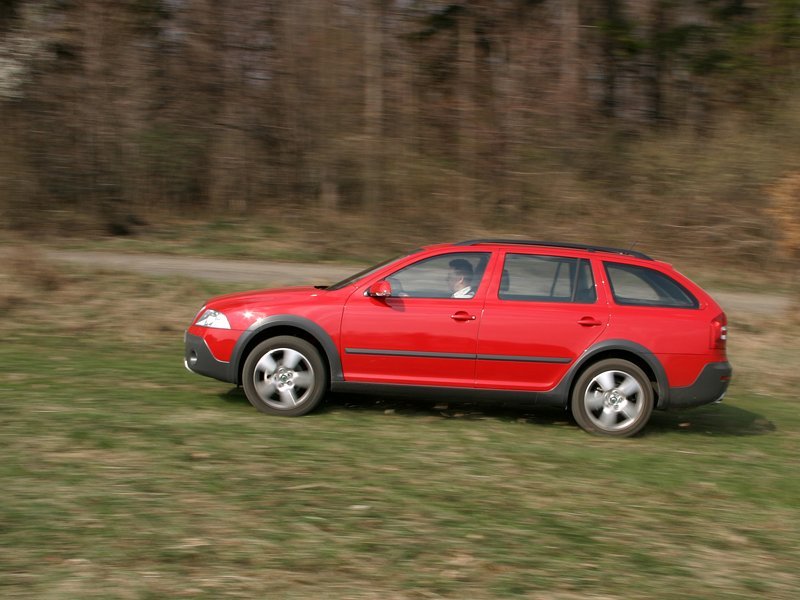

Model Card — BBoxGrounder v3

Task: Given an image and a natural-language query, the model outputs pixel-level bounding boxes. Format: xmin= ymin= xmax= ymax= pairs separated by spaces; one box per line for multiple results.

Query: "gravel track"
xmin=44 ymin=249 xmax=789 ymax=318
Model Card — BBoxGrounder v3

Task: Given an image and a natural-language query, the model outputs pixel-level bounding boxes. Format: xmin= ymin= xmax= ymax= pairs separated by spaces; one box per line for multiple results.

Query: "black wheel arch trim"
xmin=230 ymin=315 xmax=344 ymax=385
xmin=561 ymin=339 xmax=671 ymax=409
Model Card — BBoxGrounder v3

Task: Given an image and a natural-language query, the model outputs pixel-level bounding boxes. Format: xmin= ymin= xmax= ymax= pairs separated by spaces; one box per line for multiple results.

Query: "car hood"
xmin=199 ymin=286 xmax=338 ymax=331
xmin=206 ymin=286 xmax=324 ymax=311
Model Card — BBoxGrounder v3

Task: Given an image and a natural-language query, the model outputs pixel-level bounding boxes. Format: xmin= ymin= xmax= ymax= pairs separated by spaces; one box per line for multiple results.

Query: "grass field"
xmin=1 ymin=249 xmax=799 ymax=599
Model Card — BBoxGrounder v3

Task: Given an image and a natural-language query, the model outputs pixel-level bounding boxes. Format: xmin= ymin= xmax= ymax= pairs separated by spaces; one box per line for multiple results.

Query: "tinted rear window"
xmin=605 ymin=263 xmax=698 ymax=308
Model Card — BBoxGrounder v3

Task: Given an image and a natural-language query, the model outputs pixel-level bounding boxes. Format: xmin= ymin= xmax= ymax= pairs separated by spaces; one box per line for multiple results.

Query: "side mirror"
xmin=367 ymin=280 xmax=392 ymax=298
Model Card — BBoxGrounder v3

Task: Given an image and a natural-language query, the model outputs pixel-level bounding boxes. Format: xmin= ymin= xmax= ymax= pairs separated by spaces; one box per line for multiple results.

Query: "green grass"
xmin=1 ymin=267 xmax=799 ymax=599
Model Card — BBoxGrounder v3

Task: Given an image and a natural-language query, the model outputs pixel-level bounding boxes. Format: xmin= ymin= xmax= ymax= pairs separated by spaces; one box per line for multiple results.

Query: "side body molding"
xmin=333 ymin=340 xmax=670 ymax=410
xmin=229 ymin=315 xmax=344 ymax=385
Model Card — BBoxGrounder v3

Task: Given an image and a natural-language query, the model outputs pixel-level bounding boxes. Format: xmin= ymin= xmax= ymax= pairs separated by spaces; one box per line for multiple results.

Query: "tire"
xmin=571 ymin=359 xmax=654 ymax=437
xmin=242 ymin=336 xmax=327 ymax=416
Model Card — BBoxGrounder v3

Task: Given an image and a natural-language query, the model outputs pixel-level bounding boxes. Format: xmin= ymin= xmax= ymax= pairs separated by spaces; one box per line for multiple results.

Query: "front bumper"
xmin=667 ymin=361 xmax=732 ymax=409
xmin=184 ymin=332 xmax=235 ymax=383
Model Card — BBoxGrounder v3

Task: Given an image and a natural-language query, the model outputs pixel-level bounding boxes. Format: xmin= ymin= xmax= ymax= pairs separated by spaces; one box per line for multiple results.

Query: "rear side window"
xmin=499 ymin=254 xmax=596 ymax=303
xmin=605 ymin=263 xmax=698 ymax=308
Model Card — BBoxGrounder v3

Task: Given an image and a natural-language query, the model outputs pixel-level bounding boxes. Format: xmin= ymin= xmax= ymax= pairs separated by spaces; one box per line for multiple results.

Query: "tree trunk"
xmin=647 ymin=0 xmax=666 ymax=124
xmin=457 ymin=6 xmax=476 ymax=213
xmin=363 ymin=0 xmax=383 ymax=216
xmin=560 ymin=0 xmax=582 ymax=127
xmin=602 ymin=0 xmax=620 ymax=118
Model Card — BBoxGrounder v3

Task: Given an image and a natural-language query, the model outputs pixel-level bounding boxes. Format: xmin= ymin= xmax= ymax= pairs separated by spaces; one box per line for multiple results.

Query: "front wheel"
xmin=571 ymin=359 xmax=654 ymax=437
xmin=242 ymin=336 xmax=327 ymax=416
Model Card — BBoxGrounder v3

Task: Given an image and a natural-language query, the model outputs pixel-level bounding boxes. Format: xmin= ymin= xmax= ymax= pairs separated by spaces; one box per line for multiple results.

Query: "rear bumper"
xmin=184 ymin=332 xmax=235 ymax=383
xmin=667 ymin=361 xmax=732 ymax=409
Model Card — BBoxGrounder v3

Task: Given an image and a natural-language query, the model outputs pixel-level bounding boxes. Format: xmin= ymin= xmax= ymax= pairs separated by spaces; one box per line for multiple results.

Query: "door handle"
xmin=450 ymin=311 xmax=477 ymax=322
xmin=577 ymin=316 xmax=603 ymax=327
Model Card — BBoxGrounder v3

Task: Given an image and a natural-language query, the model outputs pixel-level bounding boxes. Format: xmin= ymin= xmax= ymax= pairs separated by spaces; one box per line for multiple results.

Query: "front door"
xmin=340 ymin=252 xmax=492 ymax=387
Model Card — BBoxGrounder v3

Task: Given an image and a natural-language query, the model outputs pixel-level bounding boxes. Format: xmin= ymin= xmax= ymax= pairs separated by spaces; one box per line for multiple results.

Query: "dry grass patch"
xmin=726 ymin=309 xmax=800 ymax=397
xmin=0 ymin=243 xmax=224 ymax=347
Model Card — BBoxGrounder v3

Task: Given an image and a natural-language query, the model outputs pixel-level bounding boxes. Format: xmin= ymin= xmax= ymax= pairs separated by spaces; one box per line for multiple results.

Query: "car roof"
xmin=453 ymin=239 xmax=654 ymax=261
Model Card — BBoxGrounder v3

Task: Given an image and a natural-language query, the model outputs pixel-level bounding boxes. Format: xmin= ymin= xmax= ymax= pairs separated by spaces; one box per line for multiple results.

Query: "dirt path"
xmin=44 ymin=249 xmax=789 ymax=318
xmin=45 ymin=250 xmax=354 ymax=285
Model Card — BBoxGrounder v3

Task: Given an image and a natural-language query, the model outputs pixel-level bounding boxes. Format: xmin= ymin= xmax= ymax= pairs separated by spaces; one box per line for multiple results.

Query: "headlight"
xmin=195 ymin=309 xmax=231 ymax=329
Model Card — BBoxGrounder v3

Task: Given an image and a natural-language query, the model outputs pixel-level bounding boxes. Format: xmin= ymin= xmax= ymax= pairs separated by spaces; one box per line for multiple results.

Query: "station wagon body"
xmin=185 ymin=240 xmax=732 ymax=436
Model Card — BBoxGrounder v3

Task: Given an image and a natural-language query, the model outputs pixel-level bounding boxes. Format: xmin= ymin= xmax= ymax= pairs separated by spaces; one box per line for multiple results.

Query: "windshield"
xmin=326 ymin=252 xmax=414 ymax=291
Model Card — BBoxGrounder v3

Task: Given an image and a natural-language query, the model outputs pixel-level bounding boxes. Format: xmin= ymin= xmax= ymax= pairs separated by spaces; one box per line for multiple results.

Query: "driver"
xmin=446 ymin=259 xmax=475 ymax=298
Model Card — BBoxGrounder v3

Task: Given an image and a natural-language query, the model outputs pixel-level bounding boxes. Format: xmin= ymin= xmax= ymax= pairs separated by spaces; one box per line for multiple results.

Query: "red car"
xmin=185 ymin=240 xmax=731 ymax=437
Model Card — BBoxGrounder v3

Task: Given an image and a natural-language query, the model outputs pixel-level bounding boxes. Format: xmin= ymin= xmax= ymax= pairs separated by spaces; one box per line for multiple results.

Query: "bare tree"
xmin=363 ymin=0 xmax=384 ymax=215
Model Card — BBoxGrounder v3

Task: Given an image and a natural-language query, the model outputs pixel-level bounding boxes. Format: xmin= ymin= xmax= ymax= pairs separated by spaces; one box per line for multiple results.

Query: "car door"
xmin=340 ymin=251 xmax=493 ymax=387
xmin=475 ymin=252 xmax=610 ymax=391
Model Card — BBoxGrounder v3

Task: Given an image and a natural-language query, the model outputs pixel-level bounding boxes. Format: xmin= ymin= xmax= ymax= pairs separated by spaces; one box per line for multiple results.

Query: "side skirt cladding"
xmin=330 ymin=381 xmax=570 ymax=408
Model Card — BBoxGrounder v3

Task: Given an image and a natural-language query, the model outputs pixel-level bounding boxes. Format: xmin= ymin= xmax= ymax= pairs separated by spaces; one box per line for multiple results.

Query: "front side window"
xmin=499 ymin=254 xmax=596 ymax=303
xmin=605 ymin=262 xmax=698 ymax=308
xmin=385 ymin=252 xmax=490 ymax=299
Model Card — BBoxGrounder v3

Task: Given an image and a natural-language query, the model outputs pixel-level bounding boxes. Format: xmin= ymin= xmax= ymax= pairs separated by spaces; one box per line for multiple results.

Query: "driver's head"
xmin=447 ymin=258 xmax=473 ymax=293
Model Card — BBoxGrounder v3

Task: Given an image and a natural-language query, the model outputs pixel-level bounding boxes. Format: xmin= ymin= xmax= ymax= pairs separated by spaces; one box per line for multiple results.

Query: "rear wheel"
xmin=571 ymin=359 xmax=654 ymax=437
xmin=242 ymin=336 xmax=327 ymax=416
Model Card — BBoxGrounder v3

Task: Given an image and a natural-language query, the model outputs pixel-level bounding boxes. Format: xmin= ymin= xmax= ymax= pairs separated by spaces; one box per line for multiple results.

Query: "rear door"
xmin=476 ymin=251 xmax=609 ymax=391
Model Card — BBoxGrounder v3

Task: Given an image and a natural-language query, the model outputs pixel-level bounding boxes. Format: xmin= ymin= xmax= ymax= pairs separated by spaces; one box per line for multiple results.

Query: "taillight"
xmin=710 ymin=313 xmax=728 ymax=350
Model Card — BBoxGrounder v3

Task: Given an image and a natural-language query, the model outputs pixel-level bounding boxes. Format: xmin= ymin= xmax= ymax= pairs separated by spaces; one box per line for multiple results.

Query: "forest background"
xmin=1 ymin=0 xmax=799 ymax=268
